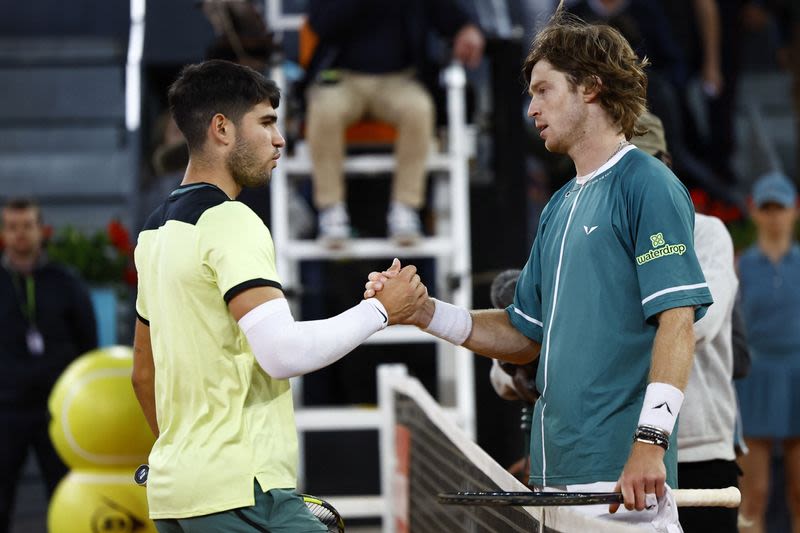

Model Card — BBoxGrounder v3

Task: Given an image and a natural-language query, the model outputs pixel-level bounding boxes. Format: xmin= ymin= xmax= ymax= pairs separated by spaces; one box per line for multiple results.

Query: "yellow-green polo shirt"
xmin=135 ymin=183 xmax=296 ymax=519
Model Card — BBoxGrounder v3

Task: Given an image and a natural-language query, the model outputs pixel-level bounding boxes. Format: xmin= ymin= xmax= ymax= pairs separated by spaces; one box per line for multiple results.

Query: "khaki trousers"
xmin=306 ymin=70 xmax=434 ymax=209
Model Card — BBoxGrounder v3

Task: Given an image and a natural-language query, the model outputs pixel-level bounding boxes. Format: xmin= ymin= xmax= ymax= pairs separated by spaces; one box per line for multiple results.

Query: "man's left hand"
xmin=609 ymin=441 xmax=666 ymax=513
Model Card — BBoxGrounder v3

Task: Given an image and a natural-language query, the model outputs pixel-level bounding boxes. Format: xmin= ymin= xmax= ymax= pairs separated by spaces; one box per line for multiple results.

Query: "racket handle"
xmin=673 ymin=487 xmax=741 ymax=508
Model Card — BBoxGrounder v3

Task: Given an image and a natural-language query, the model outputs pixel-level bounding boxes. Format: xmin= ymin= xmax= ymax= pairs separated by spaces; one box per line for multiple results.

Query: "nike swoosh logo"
xmin=377 ymin=308 xmax=388 ymax=324
xmin=583 ymin=225 xmax=598 ymax=235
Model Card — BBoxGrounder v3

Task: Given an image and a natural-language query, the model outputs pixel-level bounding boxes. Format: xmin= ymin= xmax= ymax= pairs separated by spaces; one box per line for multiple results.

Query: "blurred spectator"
xmin=675 ymin=211 xmax=740 ymax=533
xmin=567 ymin=0 xmax=686 ymax=86
xmin=735 ymin=171 xmax=800 ymax=533
xmin=0 ymin=198 xmax=97 ymax=533
xmin=795 ymin=7 xmax=800 ymax=181
xmin=151 ymin=113 xmax=188 ymax=178
xmin=199 ymin=0 xmax=275 ymax=72
xmin=565 ymin=0 xmax=745 ymax=210
xmin=780 ymin=1 xmax=800 ymax=181
xmin=662 ymin=0 xmax=742 ymax=183
xmin=304 ymin=0 xmax=484 ymax=247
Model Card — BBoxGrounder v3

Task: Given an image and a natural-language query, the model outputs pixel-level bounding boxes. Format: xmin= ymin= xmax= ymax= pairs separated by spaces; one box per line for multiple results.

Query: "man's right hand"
xmin=363 ymin=259 xmax=399 ymax=299
xmin=373 ymin=260 xmax=429 ymax=326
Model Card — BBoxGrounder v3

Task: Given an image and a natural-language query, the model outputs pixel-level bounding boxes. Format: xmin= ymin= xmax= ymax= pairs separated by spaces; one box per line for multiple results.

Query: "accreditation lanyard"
xmin=11 ymin=272 xmax=45 ymax=356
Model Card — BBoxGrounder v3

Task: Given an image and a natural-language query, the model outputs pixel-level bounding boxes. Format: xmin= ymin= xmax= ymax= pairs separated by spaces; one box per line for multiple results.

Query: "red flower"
xmin=690 ymin=188 xmax=709 ymax=214
xmin=124 ymin=266 xmax=138 ymax=287
xmin=108 ymin=220 xmax=132 ymax=255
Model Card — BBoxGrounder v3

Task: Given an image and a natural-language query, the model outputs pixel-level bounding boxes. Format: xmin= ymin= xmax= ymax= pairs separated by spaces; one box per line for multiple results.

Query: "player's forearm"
xmin=464 ymin=309 xmax=540 ymax=364
xmin=239 ymin=298 xmax=387 ymax=379
xmin=415 ymin=300 xmax=539 ymax=363
xmin=132 ymin=321 xmax=159 ymax=437
xmin=131 ymin=358 xmax=159 ymax=438
xmin=649 ymin=306 xmax=696 ymax=390
xmin=132 ymin=378 xmax=159 ymax=438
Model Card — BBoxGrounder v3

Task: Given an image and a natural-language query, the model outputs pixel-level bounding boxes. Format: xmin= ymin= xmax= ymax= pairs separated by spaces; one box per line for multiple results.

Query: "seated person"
xmin=305 ymin=0 xmax=484 ymax=246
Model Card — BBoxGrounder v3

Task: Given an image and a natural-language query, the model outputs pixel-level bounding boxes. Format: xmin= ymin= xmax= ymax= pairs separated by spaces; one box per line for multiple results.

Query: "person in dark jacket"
xmin=0 ymin=198 xmax=97 ymax=533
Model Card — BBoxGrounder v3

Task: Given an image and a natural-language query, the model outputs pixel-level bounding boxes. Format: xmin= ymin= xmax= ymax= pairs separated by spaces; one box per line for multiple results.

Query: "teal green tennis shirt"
xmin=507 ymin=146 xmax=713 ymax=487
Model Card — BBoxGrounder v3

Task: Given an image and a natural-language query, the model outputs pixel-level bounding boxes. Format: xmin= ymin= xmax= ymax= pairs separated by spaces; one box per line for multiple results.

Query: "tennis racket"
xmin=438 ymin=487 xmax=741 ymax=508
xmin=440 ymin=491 xmax=623 ymax=506
xmin=300 ymin=494 xmax=345 ymax=533
xmin=133 ymin=466 xmax=345 ymax=531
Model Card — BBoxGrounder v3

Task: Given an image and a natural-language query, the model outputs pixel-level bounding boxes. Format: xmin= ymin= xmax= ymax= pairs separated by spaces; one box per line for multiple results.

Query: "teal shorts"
xmin=154 ymin=482 xmax=328 ymax=533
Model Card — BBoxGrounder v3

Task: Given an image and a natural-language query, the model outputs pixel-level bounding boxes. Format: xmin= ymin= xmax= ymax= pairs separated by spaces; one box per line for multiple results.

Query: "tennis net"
xmin=379 ymin=365 xmax=645 ymax=533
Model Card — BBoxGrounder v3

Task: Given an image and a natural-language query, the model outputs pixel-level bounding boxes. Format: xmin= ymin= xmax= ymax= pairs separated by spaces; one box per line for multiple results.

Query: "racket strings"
xmin=307 ymin=502 xmax=335 ymax=522
xmin=303 ymin=498 xmax=344 ymax=533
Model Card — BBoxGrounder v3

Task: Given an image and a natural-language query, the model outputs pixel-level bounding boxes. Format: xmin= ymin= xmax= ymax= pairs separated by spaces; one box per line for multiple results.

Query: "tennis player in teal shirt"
xmin=364 ymin=12 xmax=713 ymax=530
xmin=508 ymin=144 xmax=712 ymax=490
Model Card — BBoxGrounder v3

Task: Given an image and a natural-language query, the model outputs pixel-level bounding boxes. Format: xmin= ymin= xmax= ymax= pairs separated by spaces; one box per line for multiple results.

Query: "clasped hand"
xmin=367 ymin=258 xmax=429 ymax=326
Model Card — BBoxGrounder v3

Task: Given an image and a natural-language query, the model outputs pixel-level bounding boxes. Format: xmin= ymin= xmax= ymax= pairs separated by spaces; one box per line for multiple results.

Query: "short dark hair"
xmin=168 ymin=60 xmax=281 ymax=151
xmin=2 ymin=197 xmax=43 ymax=223
xmin=523 ymin=12 xmax=649 ymax=139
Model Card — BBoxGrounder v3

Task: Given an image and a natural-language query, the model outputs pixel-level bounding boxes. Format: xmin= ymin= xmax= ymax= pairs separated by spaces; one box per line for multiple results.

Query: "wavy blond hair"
xmin=523 ymin=9 xmax=649 ymax=139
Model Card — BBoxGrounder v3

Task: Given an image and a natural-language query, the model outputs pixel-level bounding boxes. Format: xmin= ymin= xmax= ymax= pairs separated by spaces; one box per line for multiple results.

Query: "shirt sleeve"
xmin=134 ymin=240 xmax=150 ymax=325
xmin=200 ymin=202 xmax=283 ymax=303
xmin=626 ymin=163 xmax=713 ymax=322
xmin=506 ymin=213 xmax=546 ymax=342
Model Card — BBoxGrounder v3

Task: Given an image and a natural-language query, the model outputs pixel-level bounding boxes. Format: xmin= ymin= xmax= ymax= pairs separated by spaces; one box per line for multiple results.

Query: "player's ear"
xmin=208 ymin=113 xmax=232 ymax=146
xmin=581 ymin=75 xmax=602 ymax=103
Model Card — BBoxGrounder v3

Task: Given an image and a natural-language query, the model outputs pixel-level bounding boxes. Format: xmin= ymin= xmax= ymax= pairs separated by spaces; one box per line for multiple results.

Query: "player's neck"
xmin=181 ymin=157 xmax=242 ymax=200
xmin=569 ymin=119 xmax=626 ymax=177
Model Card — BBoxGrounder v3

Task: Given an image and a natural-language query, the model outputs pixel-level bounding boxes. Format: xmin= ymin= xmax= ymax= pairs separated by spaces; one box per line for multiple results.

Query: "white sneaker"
xmin=387 ymin=201 xmax=422 ymax=245
xmin=318 ymin=202 xmax=351 ymax=248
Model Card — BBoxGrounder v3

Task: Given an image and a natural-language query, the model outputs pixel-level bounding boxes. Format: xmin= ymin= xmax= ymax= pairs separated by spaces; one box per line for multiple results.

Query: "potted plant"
xmin=46 ymin=220 xmax=136 ymax=346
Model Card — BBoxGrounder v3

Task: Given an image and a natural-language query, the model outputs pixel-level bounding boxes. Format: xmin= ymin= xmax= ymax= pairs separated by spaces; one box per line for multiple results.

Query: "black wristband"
xmin=633 ymin=425 xmax=669 ymax=451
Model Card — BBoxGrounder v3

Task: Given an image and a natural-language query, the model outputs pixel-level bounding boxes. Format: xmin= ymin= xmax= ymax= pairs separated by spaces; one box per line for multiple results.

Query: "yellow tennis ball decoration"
xmin=49 ymin=346 xmax=155 ymax=470
xmin=48 ymin=469 xmax=157 ymax=533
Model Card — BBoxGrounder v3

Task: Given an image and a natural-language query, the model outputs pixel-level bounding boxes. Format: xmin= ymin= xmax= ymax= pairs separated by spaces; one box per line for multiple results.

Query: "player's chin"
xmin=237 ymin=171 xmax=271 ymax=189
xmin=544 ymin=138 xmax=569 ymax=155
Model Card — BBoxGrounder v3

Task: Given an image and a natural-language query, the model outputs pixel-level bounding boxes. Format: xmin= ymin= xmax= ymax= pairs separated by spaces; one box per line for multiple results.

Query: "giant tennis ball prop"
xmin=48 ymin=346 xmax=157 ymax=532
xmin=48 ymin=469 xmax=157 ymax=533
xmin=49 ymin=346 xmax=155 ymax=469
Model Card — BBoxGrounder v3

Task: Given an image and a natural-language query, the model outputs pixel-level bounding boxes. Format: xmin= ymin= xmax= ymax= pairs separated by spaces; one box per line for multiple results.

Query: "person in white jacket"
xmin=677 ymin=212 xmax=739 ymax=533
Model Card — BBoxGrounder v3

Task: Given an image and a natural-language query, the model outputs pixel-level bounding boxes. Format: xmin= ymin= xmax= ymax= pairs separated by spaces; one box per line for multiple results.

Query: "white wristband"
xmin=637 ymin=382 xmax=684 ymax=435
xmin=423 ymin=298 xmax=472 ymax=345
